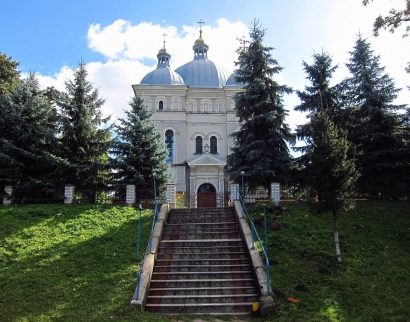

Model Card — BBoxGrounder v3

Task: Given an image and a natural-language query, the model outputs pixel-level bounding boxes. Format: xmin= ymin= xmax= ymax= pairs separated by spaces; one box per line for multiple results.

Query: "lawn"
xmin=0 ymin=202 xmax=409 ymax=322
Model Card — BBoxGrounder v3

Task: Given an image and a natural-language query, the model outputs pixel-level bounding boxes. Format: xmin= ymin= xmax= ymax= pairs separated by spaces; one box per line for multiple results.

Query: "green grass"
xmin=0 ymin=202 xmax=409 ymax=322
xmin=262 ymin=201 xmax=410 ymax=322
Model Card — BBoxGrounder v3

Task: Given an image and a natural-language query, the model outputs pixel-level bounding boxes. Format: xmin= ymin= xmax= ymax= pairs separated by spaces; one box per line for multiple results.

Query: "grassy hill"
xmin=0 ymin=202 xmax=409 ymax=322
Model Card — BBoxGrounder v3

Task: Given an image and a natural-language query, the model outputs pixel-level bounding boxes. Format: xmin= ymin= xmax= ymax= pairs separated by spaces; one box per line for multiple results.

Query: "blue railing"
xmin=239 ymin=194 xmax=271 ymax=294
xmin=134 ymin=199 xmax=159 ymax=301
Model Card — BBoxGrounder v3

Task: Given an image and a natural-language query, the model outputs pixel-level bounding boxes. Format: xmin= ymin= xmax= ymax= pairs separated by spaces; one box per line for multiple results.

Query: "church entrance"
xmin=197 ymin=183 xmax=216 ymax=208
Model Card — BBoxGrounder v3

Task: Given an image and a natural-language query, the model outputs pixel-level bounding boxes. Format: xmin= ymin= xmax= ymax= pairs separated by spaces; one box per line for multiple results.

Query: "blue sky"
xmin=1 ymin=0 xmax=409 ymax=130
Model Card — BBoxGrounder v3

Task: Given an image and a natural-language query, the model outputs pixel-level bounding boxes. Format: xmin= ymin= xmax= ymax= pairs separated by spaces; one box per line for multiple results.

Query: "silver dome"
xmin=140 ymin=67 xmax=185 ymax=85
xmin=226 ymin=72 xmax=244 ymax=86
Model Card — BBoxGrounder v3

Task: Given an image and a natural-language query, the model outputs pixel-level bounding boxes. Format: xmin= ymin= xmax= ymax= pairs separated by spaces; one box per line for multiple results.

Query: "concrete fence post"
xmin=64 ymin=185 xmax=75 ymax=204
xmin=230 ymin=184 xmax=240 ymax=201
xmin=126 ymin=184 xmax=136 ymax=206
xmin=271 ymin=183 xmax=280 ymax=205
xmin=166 ymin=183 xmax=176 ymax=208
xmin=3 ymin=186 xmax=13 ymax=205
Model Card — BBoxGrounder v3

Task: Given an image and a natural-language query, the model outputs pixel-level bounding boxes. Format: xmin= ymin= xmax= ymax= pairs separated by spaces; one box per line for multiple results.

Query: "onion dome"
xmin=175 ymin=29 xmax=230 ymax=88
xmin=140 ymin=42 xmax=184 ymax=86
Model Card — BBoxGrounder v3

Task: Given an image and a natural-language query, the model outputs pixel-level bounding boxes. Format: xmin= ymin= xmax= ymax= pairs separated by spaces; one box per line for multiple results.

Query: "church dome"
xmin=140 ymin=43 xmax=185 ymax=86
xmin=226 ymin=72 xmax=244 ymax=86
xmin=175 ymin=29 xmax=230 ymax=88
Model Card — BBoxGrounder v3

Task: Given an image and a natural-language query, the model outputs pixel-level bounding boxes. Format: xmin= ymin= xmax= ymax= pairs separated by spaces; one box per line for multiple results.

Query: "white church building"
xmin=132 ymin=28 xmax=242 ymax=205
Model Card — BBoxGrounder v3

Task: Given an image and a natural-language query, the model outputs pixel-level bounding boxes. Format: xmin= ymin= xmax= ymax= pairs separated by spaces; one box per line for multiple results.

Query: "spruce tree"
xmin=293 ymin=52 xmax=342 ymax=188
xmin=110 ymin=94 xmax=169 ymax=196
xmin=227 ymin=20 xmax=295 ymax=192
xmin=294 ymin=52 xmax=341 ymax=158
xmin=0 ymin=74 xmax=62 ymax=192
xmin=58 ymin=61 xmax=112 ymax=199
xmin=0 ymin=52 xmax=21 ymax=96
xmin=310 ymin=111 xmax=358 ymax=263
xmin=342 ymin=35 xmax=409 ymax=197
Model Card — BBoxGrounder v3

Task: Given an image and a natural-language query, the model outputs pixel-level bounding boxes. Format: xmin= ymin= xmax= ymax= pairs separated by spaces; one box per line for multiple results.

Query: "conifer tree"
xmin=294 ymin=52 xmax=341 ymax=158
xmin=0 ymin=52 xmax=21 ymax=96
xmin=0 ymin=74 xmax=62 ymax=191
xmin=227 ymin=20 xmax=295 ymax=192
xmin=342 ymin=35 xmax=409 ymax=197
xmin=58 ymin=61 xmax=112 ymax=199
xmin=110 ymin=94 xmax=169 ymax=196
xmin=310 ymin=111 xmax=358 ymax=263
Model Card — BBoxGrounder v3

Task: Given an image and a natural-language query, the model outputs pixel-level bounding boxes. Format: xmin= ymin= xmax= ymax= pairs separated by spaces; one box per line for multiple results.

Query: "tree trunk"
xmin=333 ymin=211 xmax=342 ymax=263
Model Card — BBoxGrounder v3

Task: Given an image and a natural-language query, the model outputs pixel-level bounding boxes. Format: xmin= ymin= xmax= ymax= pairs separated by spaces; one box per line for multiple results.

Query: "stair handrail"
xmin=134 ymin=199 xmax=159 ymax=301
xmin=239 ymin=194 xmax=271 ymax=294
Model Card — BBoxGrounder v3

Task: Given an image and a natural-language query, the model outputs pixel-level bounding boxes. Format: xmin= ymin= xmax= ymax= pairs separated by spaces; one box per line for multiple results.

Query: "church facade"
xmin=132 ymin=28 xmax=242 ymax=204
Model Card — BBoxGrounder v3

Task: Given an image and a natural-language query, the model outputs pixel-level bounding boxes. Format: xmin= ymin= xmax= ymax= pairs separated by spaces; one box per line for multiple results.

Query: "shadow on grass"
xmin=0 ymin=204 xmax=97 ymax=240
xmin=0 ymin=206 xmax=166 ymax=322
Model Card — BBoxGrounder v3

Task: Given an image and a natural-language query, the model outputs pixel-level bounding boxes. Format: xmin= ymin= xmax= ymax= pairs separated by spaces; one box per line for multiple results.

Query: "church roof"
xmin=140 ymin=67 xmax=185 ymax=85
xmin=140 ymin=26 xmax=239 ymax=88
xmin=140 ymin=42 xmax=185 ymax=86
xmin=175 ymin=59 xmax=230 ymax=88
xmin=226 ymin=72 xmax=244 ymax=86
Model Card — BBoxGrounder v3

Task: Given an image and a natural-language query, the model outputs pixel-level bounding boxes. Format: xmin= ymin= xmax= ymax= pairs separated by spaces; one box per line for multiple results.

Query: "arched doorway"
xmin=197 ymin=183 xmax=216 ymax=208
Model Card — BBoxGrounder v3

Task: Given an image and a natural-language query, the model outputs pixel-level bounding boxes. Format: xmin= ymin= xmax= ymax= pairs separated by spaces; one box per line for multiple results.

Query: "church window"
xmin=195 ymin=136 xmax=203 ymax=154
xmin=210 ymin=136 xmax=217 ymax=154
xmin=159 ymin=100 xmax=164 ymax=110
xmin=165 ymin=130 xmax=174 ymax=163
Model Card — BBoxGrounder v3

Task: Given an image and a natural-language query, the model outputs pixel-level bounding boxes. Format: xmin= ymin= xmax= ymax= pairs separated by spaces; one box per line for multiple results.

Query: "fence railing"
xmin=239 ymin=194 xmax=271 ymax=294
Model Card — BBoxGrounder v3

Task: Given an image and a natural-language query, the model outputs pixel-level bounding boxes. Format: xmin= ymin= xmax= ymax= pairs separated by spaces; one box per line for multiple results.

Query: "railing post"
xmin=241 ymin=171 xmax=245 ymax=218
xmin=64 ymin=185 xmax=74 ymax=204
xmin=263 ymin=204 xmax=268 ymax=258
xmin=136 ymin=204 xmax=142 ymax=257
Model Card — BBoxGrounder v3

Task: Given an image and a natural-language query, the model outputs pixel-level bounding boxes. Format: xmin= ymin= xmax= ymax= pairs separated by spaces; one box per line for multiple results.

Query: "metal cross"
xmin=162 ymin=32 xmax=168 ymax=47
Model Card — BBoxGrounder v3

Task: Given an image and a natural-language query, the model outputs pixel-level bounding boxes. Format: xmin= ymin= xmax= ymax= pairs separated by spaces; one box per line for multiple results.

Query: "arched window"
xmin=165 ymin=130 xmax=174 ymax=163
xmin=210 ymin=136 xmax=217 ymax=154
xmin=159 ymin=100 xmax=164 ymax=110
xmin=195 ymin=136 xmax=203 ymax=154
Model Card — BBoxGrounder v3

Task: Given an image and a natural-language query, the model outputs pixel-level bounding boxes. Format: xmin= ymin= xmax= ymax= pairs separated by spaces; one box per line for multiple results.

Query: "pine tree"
xmin=110 ymin=94 xmax=169 ymax=197
xmin=0 ymin=52 xmax=21 ymax=96
xmin=58 ymin=61 xmax=112 ymax=199
xmin=310 ymin=111 xmax=358 ymax=263
xmin=342 ymin=35 xmax=409 ymax=197
xmin=227 ymin=20 xmax=295 ymax=192
xmin=0 ymin=74 xmax=62 ymax=192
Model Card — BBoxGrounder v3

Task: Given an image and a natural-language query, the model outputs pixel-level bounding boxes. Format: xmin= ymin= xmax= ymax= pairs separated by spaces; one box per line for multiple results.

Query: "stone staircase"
xmin=145 ymin=207 xmax=259 ymax=314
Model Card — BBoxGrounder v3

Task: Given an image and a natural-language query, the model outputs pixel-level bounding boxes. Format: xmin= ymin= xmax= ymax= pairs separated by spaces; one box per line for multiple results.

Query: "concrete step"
xmin=164 ymin=221 xmax=239 ymax=233
xmin=152 ymin=271 xmax=253 ymax=280
xmin=154 ymin=263 xmax=251 ymax=273
xmin=155 ymin=258 xmax=250 ymax=267
xmin=145 ymin=302 xmax=254 ymax=314
xmin=149 ymin=286 xmax=257 ymax=296
xmin=148 ymin=293 xmax=259 ymax=305
xmin=157 ymin=251 xmax=248 ymax=260
xmin=159 ymin=238 xmax=244 ymax=249
xmin=162 ymin=231 xmax=241 ymax=240
xmin=149 ymin=278 xmax=256 ymax=289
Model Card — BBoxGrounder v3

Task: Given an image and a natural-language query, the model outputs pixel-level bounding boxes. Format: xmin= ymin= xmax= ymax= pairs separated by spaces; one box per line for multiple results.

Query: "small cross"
xmin=197 ymin=19 xmax=205 ymax=38
xmin=162 ymin=32 xmax=168 ymax=48
xmin=197 ymin=19 xmax=205 ymax=31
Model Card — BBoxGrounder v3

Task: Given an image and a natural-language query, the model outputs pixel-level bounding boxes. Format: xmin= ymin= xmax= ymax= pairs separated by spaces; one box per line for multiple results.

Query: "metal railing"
xmin=134 ymin=200 xmax=159 ymax=302
xmin=239 ymin=194 xmax=271 ymax=294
